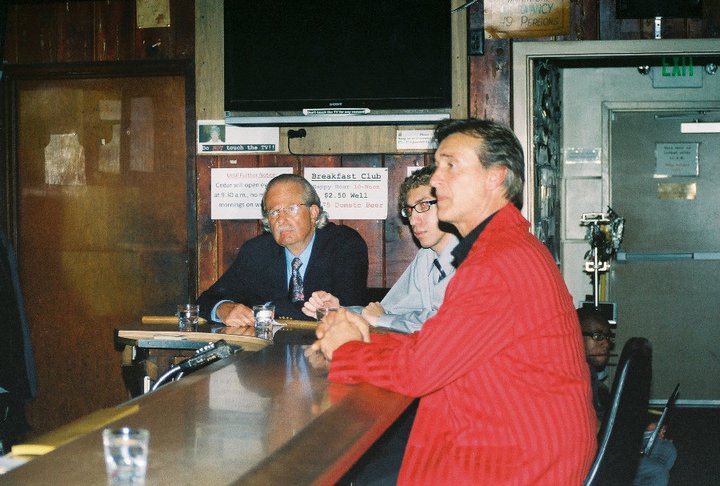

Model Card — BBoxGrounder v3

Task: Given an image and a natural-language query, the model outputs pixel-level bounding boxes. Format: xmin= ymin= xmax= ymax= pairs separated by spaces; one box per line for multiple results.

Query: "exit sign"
xmin=651 ymin=57 xmax=703 ymax=88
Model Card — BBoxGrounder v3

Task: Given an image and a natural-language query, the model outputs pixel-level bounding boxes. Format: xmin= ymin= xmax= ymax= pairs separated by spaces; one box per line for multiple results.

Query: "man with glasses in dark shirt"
xmin=578 ymin=306 xmax=615 ymax=422
xmin=579 ymin=306 xmax=677 ymax=486
xmin=198 ymin=173 xmax=368 ymax=325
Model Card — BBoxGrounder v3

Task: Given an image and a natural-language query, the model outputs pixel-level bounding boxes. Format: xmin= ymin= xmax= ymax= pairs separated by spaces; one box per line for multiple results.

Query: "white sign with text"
xmin=304 ymin=167 xmax=389 ymax=220
xmin=210 ymin=167 xmax=293 ymax=220
xmin=198 ymin=120 xmax=279 ymax=154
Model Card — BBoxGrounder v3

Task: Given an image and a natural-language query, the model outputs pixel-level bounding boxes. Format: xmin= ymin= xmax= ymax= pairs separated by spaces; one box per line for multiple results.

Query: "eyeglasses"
xmin=582 ymin=331 xmax=614 ymax=342
xmin=266 ymin=203 xmax=307 ymax=220
xmin=401 ymin=199 xmax=437 ymax=218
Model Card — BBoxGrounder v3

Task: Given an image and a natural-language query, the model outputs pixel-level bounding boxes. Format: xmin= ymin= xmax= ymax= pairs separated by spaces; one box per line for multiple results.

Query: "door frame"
xmin=513 ymin=38 xmax=720 ymax=236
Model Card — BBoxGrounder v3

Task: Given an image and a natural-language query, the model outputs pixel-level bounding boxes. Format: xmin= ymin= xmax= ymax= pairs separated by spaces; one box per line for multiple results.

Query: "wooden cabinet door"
xmin=11 ymin=69 xmax=192 ymax=435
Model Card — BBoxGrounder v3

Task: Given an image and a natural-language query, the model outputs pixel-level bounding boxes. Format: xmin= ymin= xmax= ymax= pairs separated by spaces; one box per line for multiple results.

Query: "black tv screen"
xmin=616 ymin=0 xmax=703 ymax=18
xmin=224 ymin=0 xmax=453 ymax=125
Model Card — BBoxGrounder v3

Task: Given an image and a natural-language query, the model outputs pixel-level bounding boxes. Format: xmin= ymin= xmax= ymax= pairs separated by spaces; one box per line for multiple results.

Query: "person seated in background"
xmin=302 ymin=165 xmax=459 ymax=333
xmin=577 ymin=306 xmax=613 ymax=422
xmin=577 ymin=306 xmax=677 ymax=486
xmin=197 ymin=173 xmax=368 ymax=325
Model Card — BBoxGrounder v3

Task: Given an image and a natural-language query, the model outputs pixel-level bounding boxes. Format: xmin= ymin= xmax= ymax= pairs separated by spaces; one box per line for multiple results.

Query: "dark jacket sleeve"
xmin=197 ymin=233 xmax=285 ymax=321
xmin=305 ymin=223 xmax=368 ymax=308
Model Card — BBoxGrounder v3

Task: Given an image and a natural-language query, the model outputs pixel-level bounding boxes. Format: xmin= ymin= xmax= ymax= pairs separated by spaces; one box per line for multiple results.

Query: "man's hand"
xmin=361 ymin=301 xmax=385 ymax=326
xmin=217 ymin=302 xmax=254 ymax=327
xmin=302 ymin=290 xmax=341 ymax=319
xmin=303 ymin=345 xmax=330 ymax=371
xmin=310 ymin=308 xmax=370 ymax=360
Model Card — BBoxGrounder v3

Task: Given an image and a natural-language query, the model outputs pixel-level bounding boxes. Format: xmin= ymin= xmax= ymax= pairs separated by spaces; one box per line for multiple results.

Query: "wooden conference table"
xmin=3 ymin=325 xmax=413 ymax=485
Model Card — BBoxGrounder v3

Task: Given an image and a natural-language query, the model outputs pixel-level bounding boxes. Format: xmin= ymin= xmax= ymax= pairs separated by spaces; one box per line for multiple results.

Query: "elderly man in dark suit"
xmin=198 ymin=173 xmax=368 ymax=324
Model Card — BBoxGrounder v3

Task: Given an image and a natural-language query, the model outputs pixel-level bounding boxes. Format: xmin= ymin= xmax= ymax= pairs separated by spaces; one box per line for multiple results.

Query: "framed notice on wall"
xmin=197 ymin=120 xmax=279 ymax=154
xmin=484 ymin=0 xmax=570 ymax=38
xmin=304 ymin=167 xmax=389 ymax=220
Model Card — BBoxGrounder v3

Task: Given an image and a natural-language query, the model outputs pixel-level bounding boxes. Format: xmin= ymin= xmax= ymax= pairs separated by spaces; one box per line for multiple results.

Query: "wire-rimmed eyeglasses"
xmin=401 ymin=200 xmax=437 ymax=218
xmin=267 ymin=203 xmax=307 ymax=220
xmin=582 ymin=331 xmax=614 ymax=342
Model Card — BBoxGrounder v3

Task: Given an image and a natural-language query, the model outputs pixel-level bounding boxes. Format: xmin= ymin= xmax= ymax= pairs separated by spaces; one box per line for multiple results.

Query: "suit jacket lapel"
xmin=303 ymin=227 xmax=326 ymax=288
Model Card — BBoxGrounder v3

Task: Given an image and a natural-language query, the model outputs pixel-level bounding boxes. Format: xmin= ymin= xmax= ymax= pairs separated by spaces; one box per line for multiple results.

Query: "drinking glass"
xmin=102 ymin=427 xmax=149 ymax=484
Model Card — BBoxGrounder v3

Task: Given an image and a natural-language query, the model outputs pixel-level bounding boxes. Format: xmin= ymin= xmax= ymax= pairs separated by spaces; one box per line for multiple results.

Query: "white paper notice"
xmin=304 ymin=167 xmax=389 ymax=220
xmin=655 ymin=142 xmax=699 ymax=178
xmin=198 ymin=120 xmax=279 ymax=154
xmin=396 ymin=130 xmax=435 ymax=150
xmin=211 ymin=167 xmax=293 ymax=220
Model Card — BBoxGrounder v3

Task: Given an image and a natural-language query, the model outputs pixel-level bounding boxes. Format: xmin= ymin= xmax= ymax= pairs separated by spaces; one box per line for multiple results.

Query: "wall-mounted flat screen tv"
xmin=224 ymin=0 xmax=453 ymax=126
xmin=616 ymin=0 xmax=703 ymax=18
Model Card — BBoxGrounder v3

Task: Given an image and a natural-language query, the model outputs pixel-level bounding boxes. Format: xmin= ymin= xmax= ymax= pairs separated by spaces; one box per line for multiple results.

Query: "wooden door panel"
xmin=15 ymin=73 xmax=189 ymax=435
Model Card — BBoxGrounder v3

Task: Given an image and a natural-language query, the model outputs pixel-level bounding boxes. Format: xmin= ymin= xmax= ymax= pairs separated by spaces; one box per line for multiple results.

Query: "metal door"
xmin=608 ymin=108 xmax=720 ymax=403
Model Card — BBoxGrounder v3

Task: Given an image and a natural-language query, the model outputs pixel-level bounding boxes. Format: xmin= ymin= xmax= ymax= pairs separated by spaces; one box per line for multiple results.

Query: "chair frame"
xmin=584 ymin=337 xmax=652 ymax=486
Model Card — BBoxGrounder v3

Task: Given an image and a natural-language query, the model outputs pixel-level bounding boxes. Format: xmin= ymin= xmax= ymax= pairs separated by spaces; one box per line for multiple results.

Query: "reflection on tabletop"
xmin=213 ymin=318 xmax=319 ymax=336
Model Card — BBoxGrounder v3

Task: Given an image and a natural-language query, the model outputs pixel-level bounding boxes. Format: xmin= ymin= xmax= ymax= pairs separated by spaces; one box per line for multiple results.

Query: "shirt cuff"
xmin=211 ymin=300 xmax=234 ymax=322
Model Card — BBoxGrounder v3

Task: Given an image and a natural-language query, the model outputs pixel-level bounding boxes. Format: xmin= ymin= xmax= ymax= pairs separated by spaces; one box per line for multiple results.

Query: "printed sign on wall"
xmin=655 ymin=143 xmax=699 ymax=178
xmin=210 ymin=167 xmax=293 ymax=220
xmin=304 ymin=168 xmax=389 ymax=220
xmin=484 ymin=0 xmax=570 ymax=38
xmin=198 ymin=120 xmax=279 ymax=154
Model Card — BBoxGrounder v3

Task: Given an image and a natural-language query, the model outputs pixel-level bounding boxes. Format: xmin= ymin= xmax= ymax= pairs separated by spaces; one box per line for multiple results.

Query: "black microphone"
xmin=178 ymin=340 xmax=233 ymax=372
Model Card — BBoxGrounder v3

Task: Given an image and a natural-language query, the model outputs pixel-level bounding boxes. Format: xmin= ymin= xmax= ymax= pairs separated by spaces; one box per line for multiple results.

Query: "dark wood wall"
xmin=5 ymin=0 xmax=720 ymax=291
xmin=2 ymin=0 xmax=719 ymax=435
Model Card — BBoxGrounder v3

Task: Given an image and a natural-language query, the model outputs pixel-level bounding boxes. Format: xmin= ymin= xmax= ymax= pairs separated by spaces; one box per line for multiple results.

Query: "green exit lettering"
xmin=662 ymin=56 xmax=694 ymax=77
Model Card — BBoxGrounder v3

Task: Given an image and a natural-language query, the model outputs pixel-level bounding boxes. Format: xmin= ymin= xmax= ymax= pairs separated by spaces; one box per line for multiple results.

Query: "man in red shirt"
xmin=310 ymin=119 xmax=596 ymax=485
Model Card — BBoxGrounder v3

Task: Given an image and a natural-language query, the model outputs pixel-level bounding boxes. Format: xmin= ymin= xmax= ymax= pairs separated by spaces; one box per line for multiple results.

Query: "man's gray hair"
xmin=260 ymin=173 xmax=329 ymax=232
xmin=433 ymin=119 xmax=525 ymax=210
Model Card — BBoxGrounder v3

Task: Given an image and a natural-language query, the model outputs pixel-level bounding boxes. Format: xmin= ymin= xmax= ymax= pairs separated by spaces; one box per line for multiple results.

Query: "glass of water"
xmin=102 ymin=427 xmax=149 ymax=484
xmin=253 ymin=303 xmax=275 ymax=340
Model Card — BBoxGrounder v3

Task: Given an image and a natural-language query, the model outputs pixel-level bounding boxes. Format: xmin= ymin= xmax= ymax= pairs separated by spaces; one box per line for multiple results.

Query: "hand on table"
xmin=217 ymin=302 xmax=254 ymax=327
xmin=361 ymin=302 xmax=385 ymax=326
xmin=301 ymin=291 xmax=341 ymax=319
xmin=310 ymin=307 xmax=370 ymax=360
xmin=303 ymin=345 xmax=330 ymax=371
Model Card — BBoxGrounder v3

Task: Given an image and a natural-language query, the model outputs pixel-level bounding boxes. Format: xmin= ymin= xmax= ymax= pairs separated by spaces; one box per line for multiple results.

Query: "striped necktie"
xmin=290 ymin=257 xmax=304 ymax=302
xmin=433 ymin=258 xmax=447 ymax=282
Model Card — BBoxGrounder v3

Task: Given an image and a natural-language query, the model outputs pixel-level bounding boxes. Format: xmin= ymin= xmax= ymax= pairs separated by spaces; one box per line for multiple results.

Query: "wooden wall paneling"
xmin=168 ymin=0 xmax=195 ymax=59
xmin=383 ymin=154 xmax=429 ymax=287
xmin=94 ymin=0 xmax=134 ymax=62
xmin=567 ymin=0 xmax=600 ymax=40
xmin=134 ymin=24 xmax=174 ymax=60
xmin=3 ymin=6 xmax=19 ymax=63
xmin=194 ymin=0 xmax=223 ymax=120
xmin=340 ymin=154 xmax=384 ymax=288
xmin=7 ymin=5 xmax=58 ymax=63
xmin=686 ymin=18 xmax=706 ymax=38
xmin=57 ymin=1 xmax=95 ymax=62
xmin=468 ymin=38 xmax=511 ymax=125
xmin=214 ymin=155 xmax=262 ymax=278
xmin=196 ymin=154 xmax=216 ymax=295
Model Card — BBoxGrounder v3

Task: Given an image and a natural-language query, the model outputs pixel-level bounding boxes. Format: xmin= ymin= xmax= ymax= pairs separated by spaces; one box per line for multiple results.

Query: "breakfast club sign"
xmin=304 ymin=167 xmax=389 ymax=220
xmin=484 ymin=0 xmax=570 ymax=38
